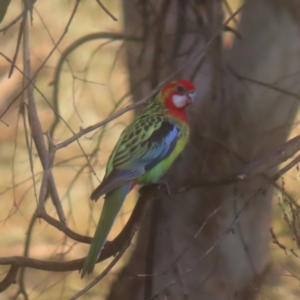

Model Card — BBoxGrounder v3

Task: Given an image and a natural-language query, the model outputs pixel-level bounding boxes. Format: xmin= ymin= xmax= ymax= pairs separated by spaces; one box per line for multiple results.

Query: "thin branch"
xmin=1 ymin=50 xmax=102 ymax=186
xmin=95 ymin=0 xmax=118 ymax=21
xmin=8 ymin=16 xmax=25 ymax=78
xmin=0 ymin=11 xmax=25 ymax=34
xmin=69 ymin=240 xmax=130 ymax=300
xmin=168 ymin=134 xmax=300 ymax=193
xmin=0 ymin=0 xmax=81 ymax=122
xmin=22 ymin=9 xmax=65 ymax=222
xmin=272 ymin=153 xmax=300 ymax=181
xmin=55 ymin=98 xmax=151 ymax=149
xmin=0 ymin=192 xmax=150 ymax=291
xmin=50 ymin=32 xmax=141 ymax=137
xmin=0 ymin=265 xmax=19 ymax=292
xmin=36 ymin=210 xmax=92 ymax=244
xmin=21 ymin=104 xmax=38 ymax=205
xmin=229 ymin=67 xmax=300 ymax=101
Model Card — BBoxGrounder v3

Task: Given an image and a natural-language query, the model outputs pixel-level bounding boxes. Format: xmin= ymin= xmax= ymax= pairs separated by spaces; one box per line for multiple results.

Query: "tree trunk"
xmin=109 ymin=1 xmax=300 ymax=299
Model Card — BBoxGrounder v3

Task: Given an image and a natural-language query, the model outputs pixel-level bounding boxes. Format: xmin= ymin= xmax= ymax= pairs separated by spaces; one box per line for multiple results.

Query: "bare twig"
xmin=22 ymin=9 xmax=65 ymax=221
xmin=171 ymin=134 xmax=300 ymax=192
xmin=50 ymin=32 xmax=141 ymax=137
xmin=95 ymin=0 xmax=118 ymax=21
xmin=0 ymin=0 xmax=81 ymax=122
xmin=0 ymin=191 xmax=150 ymax=291
xmin=69 ymin=239 xmax=130 ymax=300
xmin=55 ymin=99 xmax=151 ymax=149
xmin=0 ymin=11 xmax=25 ymax=34
xmin=36 ymin=209 xmax=92 ymax=244
xmin=272 ymin=153 xmax=300 ymax=181
xmin=8 ymin=16 xmax=25 ymax=78
xmin=37 ymin=133 xmax=56 ymax=212
xmin=229 ymin=67 xmax=300 ymax=101
xmin=21 ymin=104 xmax=38 ymax=205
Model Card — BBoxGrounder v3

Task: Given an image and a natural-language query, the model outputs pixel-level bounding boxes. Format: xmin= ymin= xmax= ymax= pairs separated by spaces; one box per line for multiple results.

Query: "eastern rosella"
xmin=81 ymin=80 xmax=196 ymax=277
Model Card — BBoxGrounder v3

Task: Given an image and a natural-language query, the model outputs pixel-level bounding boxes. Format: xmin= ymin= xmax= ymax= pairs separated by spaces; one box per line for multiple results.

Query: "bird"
xmin=81 ymin=79 xmax=196 ymax=277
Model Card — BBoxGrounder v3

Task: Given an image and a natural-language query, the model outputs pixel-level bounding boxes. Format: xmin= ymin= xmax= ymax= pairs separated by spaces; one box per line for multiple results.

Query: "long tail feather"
xmin=81 ymin=183 xmax=131 ymax=278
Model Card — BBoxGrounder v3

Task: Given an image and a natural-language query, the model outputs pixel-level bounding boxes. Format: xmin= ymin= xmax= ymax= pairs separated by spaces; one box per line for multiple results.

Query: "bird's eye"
xmin=176 ymin=85 xmax=185 ymax=93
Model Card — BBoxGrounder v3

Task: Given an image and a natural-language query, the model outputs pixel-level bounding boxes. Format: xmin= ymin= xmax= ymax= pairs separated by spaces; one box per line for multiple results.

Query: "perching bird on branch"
xmin=81 ymin=80 xmax=196 ymax=277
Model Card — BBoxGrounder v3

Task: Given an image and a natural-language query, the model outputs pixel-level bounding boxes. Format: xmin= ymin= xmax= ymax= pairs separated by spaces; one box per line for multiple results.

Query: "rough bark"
xmin=109 ymin=1 xmax=300 ymax=299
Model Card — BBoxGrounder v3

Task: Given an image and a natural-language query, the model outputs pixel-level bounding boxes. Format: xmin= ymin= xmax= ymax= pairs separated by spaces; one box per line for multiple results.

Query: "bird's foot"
xmin=156 ymin=180 xmax=172 ymax=196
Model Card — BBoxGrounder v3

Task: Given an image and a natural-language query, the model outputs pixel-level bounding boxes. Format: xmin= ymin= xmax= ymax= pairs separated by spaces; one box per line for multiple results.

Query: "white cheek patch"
xmin=172 ymin=94 xmax=187 ymax=108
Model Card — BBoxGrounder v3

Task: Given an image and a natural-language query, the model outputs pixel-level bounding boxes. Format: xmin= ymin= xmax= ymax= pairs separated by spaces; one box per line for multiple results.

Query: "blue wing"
xmin=143 ymin=121 xmax=178 ymax=170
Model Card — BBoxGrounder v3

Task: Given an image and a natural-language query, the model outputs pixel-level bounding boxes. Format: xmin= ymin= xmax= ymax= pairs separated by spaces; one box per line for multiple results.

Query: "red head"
xmin=160 ymin=79 xmax=196 ymax=122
